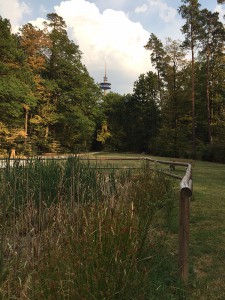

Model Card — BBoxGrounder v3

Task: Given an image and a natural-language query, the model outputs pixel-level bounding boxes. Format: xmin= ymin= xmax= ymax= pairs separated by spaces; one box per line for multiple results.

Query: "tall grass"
xmin=0 ymin=157 xmax=184 ymax=299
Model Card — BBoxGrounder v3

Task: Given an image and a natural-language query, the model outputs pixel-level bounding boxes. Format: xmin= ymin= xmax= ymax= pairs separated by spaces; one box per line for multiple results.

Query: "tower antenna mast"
xmin=100 ymin=62 xmax=111 ymax=95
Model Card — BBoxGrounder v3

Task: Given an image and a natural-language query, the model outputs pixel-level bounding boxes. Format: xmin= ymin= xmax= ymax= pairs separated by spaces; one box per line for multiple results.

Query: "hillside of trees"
xmin=1 ymin=0 xmax=225 ymax=162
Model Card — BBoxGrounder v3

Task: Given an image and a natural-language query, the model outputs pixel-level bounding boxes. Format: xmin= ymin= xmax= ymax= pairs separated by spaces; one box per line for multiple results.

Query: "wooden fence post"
xmin=179 ymin=188 xmax=190 ymax=283
xmin=179 ymin=163 xmax=192 ymax=283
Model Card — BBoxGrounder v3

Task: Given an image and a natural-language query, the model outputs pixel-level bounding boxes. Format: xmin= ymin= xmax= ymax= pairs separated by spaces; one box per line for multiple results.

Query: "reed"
xmin=0 ymin=157 xmax=184 ymax=299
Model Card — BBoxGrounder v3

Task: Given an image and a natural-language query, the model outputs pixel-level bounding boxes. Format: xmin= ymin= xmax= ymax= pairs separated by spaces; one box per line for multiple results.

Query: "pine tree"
xmin=144 ymin=33 xmax=167 ymax=107
xmin=197 ymin=9 xmax=225 ymax=143
xmin=178 ymin=0 xmax=201 ymax=158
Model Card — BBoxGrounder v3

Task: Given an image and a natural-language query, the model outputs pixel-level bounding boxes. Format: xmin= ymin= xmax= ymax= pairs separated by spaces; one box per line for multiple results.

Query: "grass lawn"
xmin=189 ymin=160 xmax=225 ymax=299
xmin=87 ymin=152 xmax=225 ymax=299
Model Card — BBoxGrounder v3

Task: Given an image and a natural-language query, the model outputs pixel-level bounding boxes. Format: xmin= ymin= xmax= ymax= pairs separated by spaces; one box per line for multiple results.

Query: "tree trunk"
xmin=173 ymin=61 xmax=178 ymax=157
xmin=191 ymin=34 xmax=196 ymax=158
xmin=24 ymin=105 xmax=29 ymax=143
xmin=157 ymin=69 xmax=162 ymax=106
xmin=10 ymin=148 xmax=16 ymax=158
xmin=206 ymin=51 xmax=212 ymax=143
xmin=45 ymin=125 xmax=49 ymax=139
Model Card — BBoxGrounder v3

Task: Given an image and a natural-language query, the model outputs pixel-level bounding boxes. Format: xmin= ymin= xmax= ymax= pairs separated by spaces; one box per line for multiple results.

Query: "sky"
xmin=0 ymin=0 xmax=225 ymax=94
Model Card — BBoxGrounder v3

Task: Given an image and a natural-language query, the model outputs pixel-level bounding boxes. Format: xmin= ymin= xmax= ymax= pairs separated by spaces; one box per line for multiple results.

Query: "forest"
xmin=0 ymin=0 xmax=225 ymax=162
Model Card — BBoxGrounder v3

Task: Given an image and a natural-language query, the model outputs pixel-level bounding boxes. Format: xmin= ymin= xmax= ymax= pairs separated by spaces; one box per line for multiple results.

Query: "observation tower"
xmin=100 ymin=64 xmax=111 ymax=95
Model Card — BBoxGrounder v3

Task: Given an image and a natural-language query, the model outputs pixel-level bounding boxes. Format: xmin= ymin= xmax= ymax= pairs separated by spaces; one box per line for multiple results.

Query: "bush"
xmin=202 ymin=142 xmax=225 ymax=163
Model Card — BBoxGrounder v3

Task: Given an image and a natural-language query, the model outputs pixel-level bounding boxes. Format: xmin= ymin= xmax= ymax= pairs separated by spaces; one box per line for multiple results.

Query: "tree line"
xmin=0 ymin=0 xmax=225 ymax=162
xmin=101 ymin=0 xmax=225 ymax=162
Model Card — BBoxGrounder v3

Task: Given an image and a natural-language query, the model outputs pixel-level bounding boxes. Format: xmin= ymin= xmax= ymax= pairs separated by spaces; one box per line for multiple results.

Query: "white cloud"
xmin=135 ymin=0 xmax=177 ymax=23
xmin=53 ymin=0 xmax=152 ymax=94
xmin=135 ymin=4 xmax=148 ymax=13
xmin=1 ymin=0 xmax=153 ymax=94
xmin=0 ymin=0 xmax=31 ymax=28
xmin=30 ymin=18 xmax=46 ymax=30
xmin=214 ymin=4 xmax=225 ymax=22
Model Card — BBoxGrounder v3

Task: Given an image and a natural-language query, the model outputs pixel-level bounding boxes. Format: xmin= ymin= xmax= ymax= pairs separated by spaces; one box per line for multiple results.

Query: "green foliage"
xmin=0 ymin=6 xmax=225 ymax=162
xmin=57 ymin=108 xmax=96 ymax=151
xmin=101 ymin=74 xmax=160 ymax=153
xmin=125 ymin=73 xmax=160 ymax=152
xmin=142 ymin=4 xmax=225 ymax=161
xmin=0 ymin=17 xmax=36 ymax=153
xmin=0 ymin=14 xmax=101 ymax=155
xmin=97 ymin=93 xmax=128 ymax=151
xmin=144 ymin=33 xmax=167 ymax=79
xmin=202 ymin=142 xmax=225 ymax=163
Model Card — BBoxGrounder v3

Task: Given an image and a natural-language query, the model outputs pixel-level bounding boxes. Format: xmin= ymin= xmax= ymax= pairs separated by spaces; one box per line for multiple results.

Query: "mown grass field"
xmin=189 ymin=160 xmax=225 ymax=299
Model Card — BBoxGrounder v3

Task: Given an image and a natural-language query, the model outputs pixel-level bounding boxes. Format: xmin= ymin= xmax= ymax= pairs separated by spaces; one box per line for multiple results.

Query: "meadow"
xmin=0 ymin=153 xmax=224 ymax=299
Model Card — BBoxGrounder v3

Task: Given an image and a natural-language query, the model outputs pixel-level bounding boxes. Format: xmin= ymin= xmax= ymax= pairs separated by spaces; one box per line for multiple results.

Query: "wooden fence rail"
xmin=0 ymin=155 xmax=192 ymax=282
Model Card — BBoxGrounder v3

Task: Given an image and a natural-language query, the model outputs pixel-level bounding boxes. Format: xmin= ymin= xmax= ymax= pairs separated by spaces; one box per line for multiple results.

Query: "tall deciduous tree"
xmin=0 ymin=17 xmax=34 ymax=155
xmin=126 ymin=72 xmax=160 ymax=152
xmin=99 ymin=93 xmax=127 ymax=151
xmin=42 ymin=13 xmax=100 ymax=151
xmin=20 ymin=23 xmax=50 ymax=73
xmin=19 ymin=23 xmax=50 ymax=141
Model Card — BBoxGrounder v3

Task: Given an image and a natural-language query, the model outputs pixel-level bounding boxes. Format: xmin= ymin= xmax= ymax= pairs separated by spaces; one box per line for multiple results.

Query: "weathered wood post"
xmin=10 ymin=148 xmax=16 ymax=158
xmin=179 ymin=164 xmax=192 ymax=283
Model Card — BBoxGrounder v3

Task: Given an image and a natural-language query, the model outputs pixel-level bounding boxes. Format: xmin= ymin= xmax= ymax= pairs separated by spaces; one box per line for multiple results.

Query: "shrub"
xmin=202 ymin=142 xmax=225 ymax=163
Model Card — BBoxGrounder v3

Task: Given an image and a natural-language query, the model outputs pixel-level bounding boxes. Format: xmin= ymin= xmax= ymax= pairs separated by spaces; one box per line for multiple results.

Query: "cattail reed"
xmin=0 ymin=156 xmax=179 ymax=299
